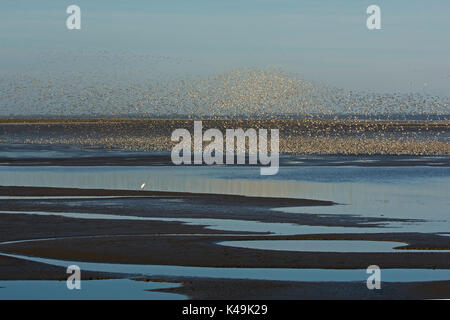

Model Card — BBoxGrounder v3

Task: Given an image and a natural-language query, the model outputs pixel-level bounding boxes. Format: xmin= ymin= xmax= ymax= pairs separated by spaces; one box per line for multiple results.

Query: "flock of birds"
xmin=3 ymin=118 xmax=447 ymax=155
xmin=0 ymin=51 xmax=448 ymax=155
xmin=1 ymin=66 xmax=449 ymax=120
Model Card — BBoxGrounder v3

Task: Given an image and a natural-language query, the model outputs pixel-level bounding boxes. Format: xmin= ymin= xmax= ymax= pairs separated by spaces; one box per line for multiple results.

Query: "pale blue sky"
xmin=1 ymin=0 xmax=449 ymax=95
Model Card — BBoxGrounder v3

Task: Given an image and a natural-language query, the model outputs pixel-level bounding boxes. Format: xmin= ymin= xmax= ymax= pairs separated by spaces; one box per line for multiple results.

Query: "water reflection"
xmin=0 ymin=210 xmax=419 ymax=236
xmin=2 ymin=252 xmax=450 ymax=283
xmin=219 ymin=240 xmax=450 ymax=253
xmin=0 ymin=279 xmax=185 ymax=300
xmin=0 ymin=165 xmax=448 ymax=233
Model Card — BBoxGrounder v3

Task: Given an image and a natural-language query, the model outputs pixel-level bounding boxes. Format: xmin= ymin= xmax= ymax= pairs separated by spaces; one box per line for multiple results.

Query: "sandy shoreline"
xmin=2 ymin=253 xmax=450 ymax=299
xmin=1 ymin=186 xmax=448 ymax=268
xmin=0 ymin=184 xmax=449 ymax=299
xmin=153 ymin=277 xmax=450 ymax=300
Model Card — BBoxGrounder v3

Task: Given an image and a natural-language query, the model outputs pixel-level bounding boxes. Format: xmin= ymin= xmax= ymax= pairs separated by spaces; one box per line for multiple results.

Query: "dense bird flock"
xmin=1 ymin=67 xmax=448 ymax=119
xmin=0 ymin=51 xmax=448 ymax=155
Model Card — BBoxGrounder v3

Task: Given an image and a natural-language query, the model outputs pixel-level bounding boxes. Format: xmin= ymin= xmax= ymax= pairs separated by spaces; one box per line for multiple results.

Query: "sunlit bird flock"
xmin=0 ymin=51 xmax=448 ymax=155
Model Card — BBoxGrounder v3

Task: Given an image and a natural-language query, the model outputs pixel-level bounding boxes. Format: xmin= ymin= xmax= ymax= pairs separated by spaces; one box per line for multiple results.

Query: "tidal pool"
xmin=0 ymin=209 xmax=401 ymax=236
xmin=218 ymin=240 xmax=450 ymax=253
xmin=0 ymin=279 xmax=185 ymax=300
xmin=1 ymin=252 xmax=450 ymax=283
xmin=0 ymin=164 xmax=448 ymax=234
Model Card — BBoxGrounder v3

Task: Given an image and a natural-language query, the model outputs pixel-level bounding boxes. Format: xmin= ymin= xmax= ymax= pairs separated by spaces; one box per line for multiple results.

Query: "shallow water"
xmin=0 ymin=196 xmax=154 ymax=200
xmin=218 ymin=240 xmax=450 ymax=253
xmin=0 ymin=279 xmax=185 ymax=300
xmin=1 ymin=206 xmax=449 ymax=236
xmin=0 ymin=209 xmax=422 ymax=236
xmin=0 ymin=156 xmax=449 ymax=276
xmin=0 ymin=165 xmax=448 ymax=228
xmin=1 ymin=252 xmax=450 ymax=283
